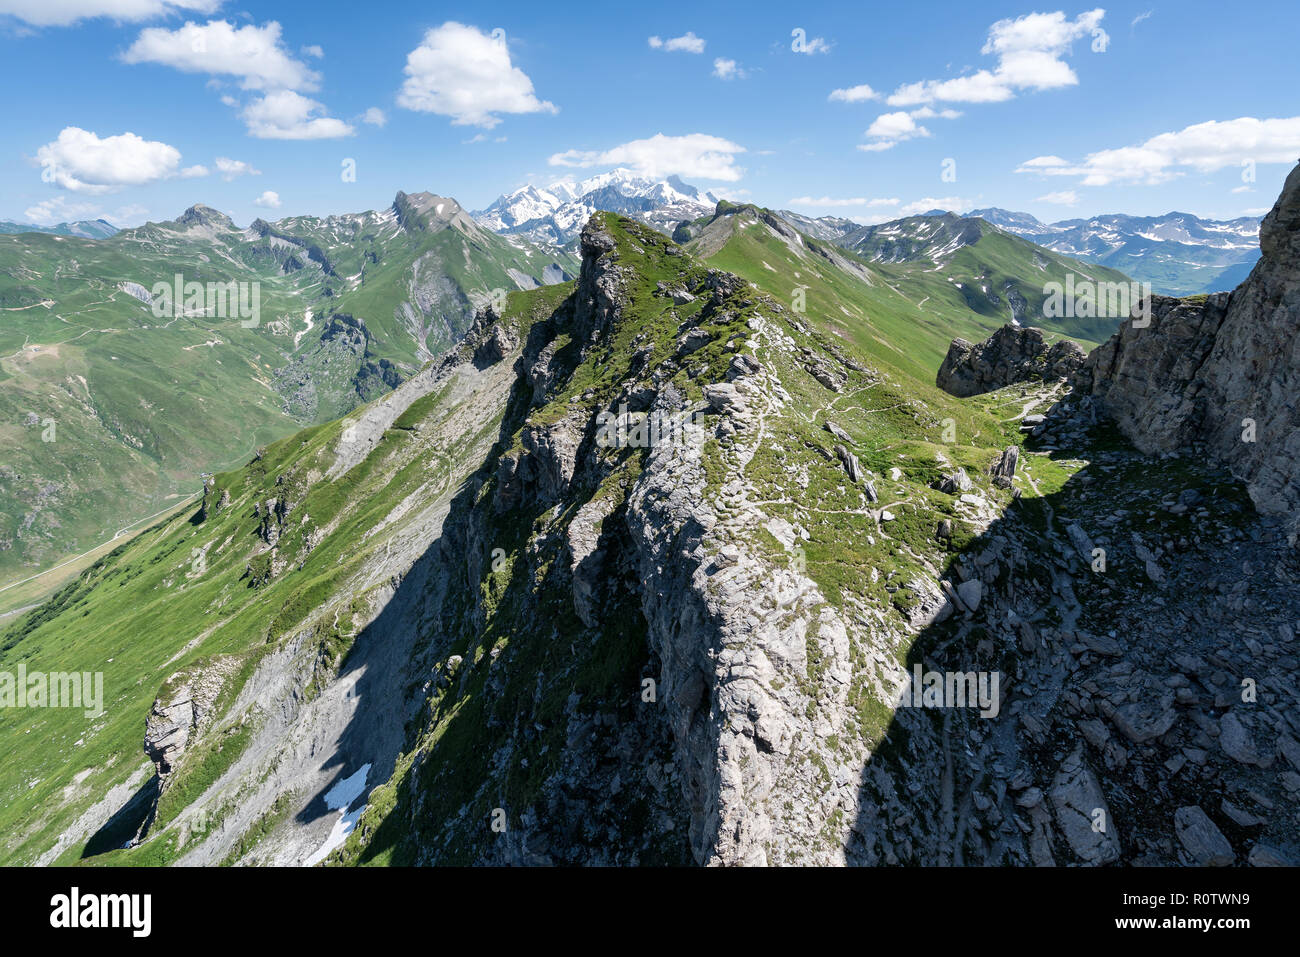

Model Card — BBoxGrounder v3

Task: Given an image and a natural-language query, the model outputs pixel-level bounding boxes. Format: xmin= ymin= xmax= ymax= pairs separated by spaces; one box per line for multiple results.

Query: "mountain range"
xmin=475 ymin=168 xmax=720 ymax=245
xmin=470 ymin=168 xmax=1260 ymax=296
xmin=0 ymin=192 xmax=575 ymax=597
xmin=2 ymin=162 xmax=1295 ymax=868
xmin=967 ymin=208 xmax=1262 ymax=296
xmin=0 ymin=219 xmax=119 ymax=240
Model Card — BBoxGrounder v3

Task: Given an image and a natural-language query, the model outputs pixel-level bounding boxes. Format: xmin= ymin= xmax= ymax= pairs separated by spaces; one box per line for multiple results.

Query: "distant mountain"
xmin=0 ymin=218 xmax=118 ymax=239
xmin=837 ymin=211 xmax=991 ymax=265
xmin=0 ymin=192 xmax=575 ymax=591
xmin=968 ymin=207 xmax=1262 ymax=295
xmin=476 ymin=168 xmax=720 ymax=245
xmin=773 ymin=209 xmax=860 ymax=242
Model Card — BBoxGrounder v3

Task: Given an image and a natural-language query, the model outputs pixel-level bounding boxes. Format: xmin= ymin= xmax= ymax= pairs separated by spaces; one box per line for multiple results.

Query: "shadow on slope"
xmin=849 ymin=424 xmax=1299 ymax=866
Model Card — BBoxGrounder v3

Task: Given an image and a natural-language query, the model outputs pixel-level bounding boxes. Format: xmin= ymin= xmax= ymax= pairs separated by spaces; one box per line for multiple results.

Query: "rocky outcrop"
xmin=1074 ymin=162 xmax=1300 ymax=535
xmin=937 ymin=325 xmax=1085 ymax=397
xmin=144 ymin=659 xmax=237 ymax=776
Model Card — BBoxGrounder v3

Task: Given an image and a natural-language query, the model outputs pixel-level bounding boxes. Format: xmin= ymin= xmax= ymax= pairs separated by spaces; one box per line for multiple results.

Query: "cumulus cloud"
xmin=648 ymin=31 xmax=705 ymax=53
xmin=549 ymin=133 xmax=746 ymax=182
xmin=121 ymin=19 xmax=353 ymax=138
xmin=360 ymin=107 xmax=387 ymax=127
xmin=252 ymin=190 xmax=281 ymax=209
xmin=35 ymin=126 xmax=204 ymax=193
xmin=712 ymin=58 xmax=746 ymax=80
xmin=909 ymin=106 xmax=963 ymax=120
xmin=858 ymin=111 xmax=931 ymax=151
xmin=883 ymin=9 xmax=1104 ymax=108
xmin=241 ymin=90 xmax=354 ymax=139
xmin=122 ymin=19 xmax=320 ymax=92
xmin=397 ymin=21 xmax=557 ymax=128
xmin=0 ymin=0 xmax=217 ymax=27
xmin=1016 ymin=116 xmax=1300 ymax=186
xmin=829 ymin=84 xmax=877 ymax=103
xmin=214 ymin=156 xmax=259 ymax=180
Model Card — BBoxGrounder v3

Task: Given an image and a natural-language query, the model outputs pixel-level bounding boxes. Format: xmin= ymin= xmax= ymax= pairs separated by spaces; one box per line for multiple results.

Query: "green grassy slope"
xmin=0 ymin=282 xmax=565 ymax=865
xmin=694 ymin=205 xmax=1136 ymax=374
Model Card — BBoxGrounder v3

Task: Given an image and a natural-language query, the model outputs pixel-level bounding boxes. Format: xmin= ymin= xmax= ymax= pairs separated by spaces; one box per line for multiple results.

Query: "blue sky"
xmin=3 ymin=0 xmax=1298 ymax=228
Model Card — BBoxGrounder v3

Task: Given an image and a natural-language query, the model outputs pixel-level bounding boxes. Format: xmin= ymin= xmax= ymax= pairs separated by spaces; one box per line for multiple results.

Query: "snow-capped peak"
xmin=474 ymin=169 xmax=721 ymax=245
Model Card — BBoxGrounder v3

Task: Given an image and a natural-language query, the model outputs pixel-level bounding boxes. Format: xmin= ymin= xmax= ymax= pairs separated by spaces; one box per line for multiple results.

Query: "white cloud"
xmin=885 ymin=9 xmax=1104 ymax=107
xmin=122 ymin=20 xmax=319 ymax=92
xmin=712 ymin=57 xmax=746 ymax=80
xmin=648 ymin=31 xmax=705 ymax=53
xmin=23 ymin=195 xmax=99 ymax=225
xmin=909 ymin=106 xmax=963 ymax=120
xmin=252 ymin=190 xmax=281 ymax=209
xmin=397 ymin=21 xmax=557 ymax=128
xmin=1231 ymin=185 xmax=1253 ymax=194
xmin=0 ymin=0 xmax=217 ymax=27
xmin=1035 ymin=189 xmax=1079 ymax=205
xmin=549 ymin=132 xmax=746 ymax=182
xmin=787 ymin=196 xmax=901 ymax=208
xmin=241 ymin=90 xmax=354 ymax=139
xmin=1017 ymin=154 xmax=1070 ymax=170
xmin=829 ymin=84 xmax=877 ymax=103
xmin=1131 ymin=10 xmax=1153 ymax=28
xmin=361 ymin=107 xmax=387 ymax=127
xmin=23 ymin=196 xmax=150 ymax=226
xmin=899 ymin=196 xmax=973 ymax=216
xmin=1016 ymin=116 xmax=1300 ymax=186
xmin=859 ymin=111 xmax=931 ymax=151
xmin=301 ymin=44 xmax=323 ymax=58
xmin=36 ymin=126 xmax=202 ymax=193
xmin=124 ymin=22 xmax=357 ymax=141
xmin=214 ymin=156 xmax=259 ymax=180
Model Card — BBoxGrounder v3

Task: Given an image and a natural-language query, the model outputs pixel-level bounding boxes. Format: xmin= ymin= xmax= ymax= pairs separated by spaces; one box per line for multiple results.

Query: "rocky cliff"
xmin=1075 ymin=162 xmax=1300 ymax=536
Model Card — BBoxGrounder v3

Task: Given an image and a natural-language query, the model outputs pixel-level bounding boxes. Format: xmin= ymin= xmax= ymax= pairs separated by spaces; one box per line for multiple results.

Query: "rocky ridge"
xmin=937 ymin=325 xmax=1086 ymax=398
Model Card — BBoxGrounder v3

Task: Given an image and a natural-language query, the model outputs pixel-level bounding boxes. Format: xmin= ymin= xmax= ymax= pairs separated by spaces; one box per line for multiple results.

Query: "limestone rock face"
xmin=143 ymin=660 xmax=236 ymax=776
xmin=937 ymin=325 xmax=1085 ymax=397
xmin=1076 ymin=161 xmax=1300 ymax=534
